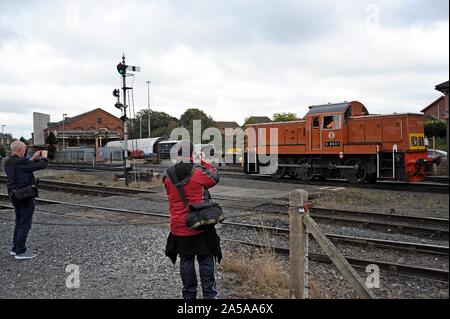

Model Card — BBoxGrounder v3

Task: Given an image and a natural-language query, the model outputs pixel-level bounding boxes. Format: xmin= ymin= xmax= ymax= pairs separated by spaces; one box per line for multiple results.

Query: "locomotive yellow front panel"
xmin=409 ymin=133 xmax=426 ymax=151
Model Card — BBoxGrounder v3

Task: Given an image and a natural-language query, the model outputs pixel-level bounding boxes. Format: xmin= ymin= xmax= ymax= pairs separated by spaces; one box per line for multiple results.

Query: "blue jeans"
xmin=180 ymin=255 xmax=218 ymax=299
xmin=12 ymin=198 xmax=35 ymax=255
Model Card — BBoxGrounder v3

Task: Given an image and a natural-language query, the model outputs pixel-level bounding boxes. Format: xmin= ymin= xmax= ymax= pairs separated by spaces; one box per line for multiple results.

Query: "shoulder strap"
xmin=166 ymin=166 xmax=190 ymax=208
xmin=10 ymin=159 xmax=16 ymax=186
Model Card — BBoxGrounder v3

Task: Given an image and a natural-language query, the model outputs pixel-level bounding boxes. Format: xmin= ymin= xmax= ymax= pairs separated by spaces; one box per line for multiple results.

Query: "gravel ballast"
xmin=0 ymin=209 xmax=232 ymax=299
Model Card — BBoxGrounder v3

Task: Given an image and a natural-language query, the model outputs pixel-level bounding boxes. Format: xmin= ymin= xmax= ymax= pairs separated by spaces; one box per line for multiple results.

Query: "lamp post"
xmin=146 ymin=80 xmax=151 ymax=138
xmin=62 ymin=113 xmax=67 ymax=149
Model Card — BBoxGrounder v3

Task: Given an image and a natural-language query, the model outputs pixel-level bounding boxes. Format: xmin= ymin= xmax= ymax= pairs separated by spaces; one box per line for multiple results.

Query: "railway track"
xmin=47 ymin=163 xmax=124 ymax=172
xmin=0 ymin=176 xmax=157 ymax=196
xmin=229 ymin=201 xmax=449 ymax=239
xmin=308 ymin=207 xmax=449 ymax=238
xmin=30 ymin=161 xmax=450 ymax=194
xmin=223 ymin=220 xmax=449 ymax=255
xmin=227 ymin=239 xmax=449 ymax=282
xmin=217 ymin=171 xmax=450 ymax=194
xmin=1 ymin=177 xmax=447 ymax=238
xmin=0 ymin=195 xmax=448 ymax=282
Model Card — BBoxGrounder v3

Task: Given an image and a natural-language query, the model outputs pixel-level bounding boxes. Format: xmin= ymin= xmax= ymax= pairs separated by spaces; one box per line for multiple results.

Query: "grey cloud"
xmin=0 ymin=26 xmax=15 ymax=42
xmin=382 ymin=0 xmax=449 ymax=26
xmin=169 ymin=0 xmax=338 ymax=45
xmin=0 ymin=0 xmax=448 ymax=130
xmin=0 ymin=100 xmax=37 ymax=114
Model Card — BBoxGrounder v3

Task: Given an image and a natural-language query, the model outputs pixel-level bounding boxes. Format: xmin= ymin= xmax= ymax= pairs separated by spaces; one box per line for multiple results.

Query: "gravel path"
xmin=0 ymin=209 xmax=231 ymax=299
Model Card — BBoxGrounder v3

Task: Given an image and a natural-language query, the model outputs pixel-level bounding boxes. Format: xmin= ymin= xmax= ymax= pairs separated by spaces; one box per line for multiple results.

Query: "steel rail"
xmin=226 ymin=239 xmax=449 ymax=282
xmin=222 ymin=221 xmax=449 ymax=255
xmin=1 ymin=196 xmax=447 ymax=256
xmin=1 ymin=196 xmax=447 ymax=281
xmin=1 ymin=178 xmax=447 ymax=237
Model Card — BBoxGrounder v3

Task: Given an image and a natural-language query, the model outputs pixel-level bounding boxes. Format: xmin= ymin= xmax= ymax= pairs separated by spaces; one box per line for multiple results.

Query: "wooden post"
xmin=289 ymin=189 xmax=309 ymax=299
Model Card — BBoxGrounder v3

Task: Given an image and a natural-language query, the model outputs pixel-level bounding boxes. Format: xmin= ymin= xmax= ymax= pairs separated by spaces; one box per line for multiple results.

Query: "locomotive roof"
xmin=306 ymin=102 xmax=353 ymax=115
xmin=350 ymin=112 xmax=424 ymax=119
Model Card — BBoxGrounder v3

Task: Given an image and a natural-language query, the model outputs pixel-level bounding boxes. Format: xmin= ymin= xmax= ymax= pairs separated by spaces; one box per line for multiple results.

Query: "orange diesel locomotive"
xmin=244 ymin=101 xmax=437 ymax=183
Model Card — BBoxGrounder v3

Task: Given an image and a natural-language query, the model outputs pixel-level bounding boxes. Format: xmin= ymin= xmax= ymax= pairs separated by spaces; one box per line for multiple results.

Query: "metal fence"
xmin=54 ymin=147 xmax=123 ymax=162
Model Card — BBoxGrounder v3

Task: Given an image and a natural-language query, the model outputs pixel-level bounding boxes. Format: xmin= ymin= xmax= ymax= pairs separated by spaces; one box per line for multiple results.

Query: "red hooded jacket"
xmin=163 ymin=159 xmax=219 ymax=236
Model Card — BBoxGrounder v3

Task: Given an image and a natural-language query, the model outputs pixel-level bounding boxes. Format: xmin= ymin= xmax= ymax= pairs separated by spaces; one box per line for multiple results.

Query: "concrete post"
xmin=289 ymin=189 xmax=309 ymax=299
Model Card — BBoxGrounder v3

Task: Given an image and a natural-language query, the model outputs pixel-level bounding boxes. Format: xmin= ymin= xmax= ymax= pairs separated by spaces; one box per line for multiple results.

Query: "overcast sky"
xmin=0 ymin=0 xmax=448 ymax=139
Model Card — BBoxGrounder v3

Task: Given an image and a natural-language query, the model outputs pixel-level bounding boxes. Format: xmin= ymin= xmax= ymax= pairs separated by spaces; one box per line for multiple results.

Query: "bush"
xmin=45 ymin=132 xmax=58 ymax=145
xmin=0 ymin=146 xmax=5 ymax=158
xmin=435 ymin=137 xmax=448 ymax=151
xmin=47 ymin=145 xmax=56 ymax=160
xmin=425 ymin=120 xmax=447 ymax=138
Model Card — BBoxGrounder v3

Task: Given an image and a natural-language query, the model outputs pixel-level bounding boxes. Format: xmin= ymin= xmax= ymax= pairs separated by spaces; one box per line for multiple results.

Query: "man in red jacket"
xmin=164 ymin=141 xmax=222 ymax=299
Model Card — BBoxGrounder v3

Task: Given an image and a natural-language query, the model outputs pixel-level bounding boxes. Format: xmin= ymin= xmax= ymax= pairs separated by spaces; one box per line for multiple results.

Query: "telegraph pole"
xmin=115 ymin=54 xmax=140 ymax=186
xmin=146 ymin=80 xmax=151 ymax=138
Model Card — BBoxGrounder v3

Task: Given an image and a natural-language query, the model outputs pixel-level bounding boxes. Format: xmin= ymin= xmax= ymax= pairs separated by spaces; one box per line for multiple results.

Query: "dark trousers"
xmin=12 ymin=198 xmax=35 ymax=255
xmin=180 ymin=255 xmax=218 ymax=299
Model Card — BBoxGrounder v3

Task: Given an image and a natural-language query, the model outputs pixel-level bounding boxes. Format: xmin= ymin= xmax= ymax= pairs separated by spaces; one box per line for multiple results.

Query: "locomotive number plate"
xmin=324 ymin=141 xmax=341 ymax=147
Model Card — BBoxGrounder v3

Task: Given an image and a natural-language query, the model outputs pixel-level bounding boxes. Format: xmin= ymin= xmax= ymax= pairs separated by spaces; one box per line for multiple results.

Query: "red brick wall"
xmin=423 ymin=98 xmax=448 ymax=121
xmin=46 ymin=109 xmax=123 ymax=137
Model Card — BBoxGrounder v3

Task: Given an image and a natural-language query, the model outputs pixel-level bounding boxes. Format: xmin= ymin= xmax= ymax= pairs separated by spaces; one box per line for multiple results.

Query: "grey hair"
xmin=10 ymin=140 xmax=26 ymax=153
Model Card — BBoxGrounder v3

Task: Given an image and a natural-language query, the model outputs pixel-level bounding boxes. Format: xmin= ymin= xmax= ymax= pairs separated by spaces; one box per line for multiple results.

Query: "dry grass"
xmin=220 ymin=247 xmax=323 ymax=299
xmin=220 ymin=247 xmax=289 ymax=298
xmin=39 ymin=171 xmax=163 ymax=190
xmin=219 ymin=213 xmax=325 ymax=299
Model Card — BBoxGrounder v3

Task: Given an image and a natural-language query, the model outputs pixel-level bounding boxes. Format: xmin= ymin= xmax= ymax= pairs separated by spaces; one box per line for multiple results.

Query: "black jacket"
xmin=4 ymin=155 xmax=48 ymax=196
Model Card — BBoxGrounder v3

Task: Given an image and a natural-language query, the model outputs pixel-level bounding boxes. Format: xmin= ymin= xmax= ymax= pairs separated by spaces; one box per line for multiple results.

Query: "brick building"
xmin=45 ymin=108 xmax=123 ymax=149
xmin=245 ymin=116 xmax=272 ymax=125
xmin=421 ymin=96 xmax=448 ymax=120
xmin=435 ymin=81 xmax=449 ymax=119
xmin=215 ymin=121 xmax=241 ymax=135
xmin=0 ymin=133 xmax=12 ymax=146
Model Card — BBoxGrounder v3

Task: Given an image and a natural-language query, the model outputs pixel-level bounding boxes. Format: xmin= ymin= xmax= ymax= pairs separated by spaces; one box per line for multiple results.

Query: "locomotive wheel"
xmin=297 ymin=158 xmax=314 ymax=182
xmin=271 ymin=160 xmax=286 ymax=180
xmin=287 ymin=158 xmax=298 ymax=178
xmin=344 ymin=158 xmax=367 ymax=184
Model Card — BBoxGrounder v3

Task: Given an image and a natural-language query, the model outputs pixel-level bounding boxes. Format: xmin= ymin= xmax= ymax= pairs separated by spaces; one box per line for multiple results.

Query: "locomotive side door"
xmin=311 ymin=116 xmax=322 ymax=150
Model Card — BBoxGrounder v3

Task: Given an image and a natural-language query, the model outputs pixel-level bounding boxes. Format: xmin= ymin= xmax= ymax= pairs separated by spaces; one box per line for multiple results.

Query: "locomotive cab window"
xmin=312 ymin=117 xmax=320 ymax=128
xmin=323 ymin=115 xmax=341 ymax=130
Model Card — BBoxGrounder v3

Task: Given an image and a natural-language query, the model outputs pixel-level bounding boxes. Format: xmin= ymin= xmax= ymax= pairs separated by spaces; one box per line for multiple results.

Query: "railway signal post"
xmin=115 ymin=54 xmax=140 ymax=186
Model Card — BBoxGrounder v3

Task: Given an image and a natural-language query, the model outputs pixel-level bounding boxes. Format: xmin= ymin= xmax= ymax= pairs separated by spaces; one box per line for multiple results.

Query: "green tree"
xmin=424 ymin=120 xmax=447 ymax=138
xmin=19 ymin=136 xmax=29 ymax=145
xmin=0 ymin=146 xmax=5 ymax=158
xmin=45 ymin=132 xmax=58 ymax=160
xmin=272 ymin=112 xmax=298 ymax=122
xmin=129 ymin=109 xmax=180 ymax=139
xmin=179 ymin=108 xmax=217 ymax=140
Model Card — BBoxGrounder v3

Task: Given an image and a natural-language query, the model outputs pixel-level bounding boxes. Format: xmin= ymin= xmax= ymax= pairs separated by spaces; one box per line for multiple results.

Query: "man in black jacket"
xmin=4 ymin=140 xmax=48 ymax=260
